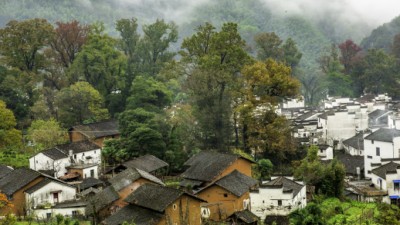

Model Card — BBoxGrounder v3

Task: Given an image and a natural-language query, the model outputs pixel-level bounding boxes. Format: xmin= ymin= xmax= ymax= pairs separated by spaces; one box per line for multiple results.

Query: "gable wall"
xmin=163 ymin=195 xmax=202 ymax=225
xmin=197 ymin=185 xmax=248 ymax=221
xmin=25 ymin=181 xmax=76 ymax=208
xmin=215 ymin=158 xmax=252 ymax=182
xmin=0 ymin=176 xmax=45 ymax=216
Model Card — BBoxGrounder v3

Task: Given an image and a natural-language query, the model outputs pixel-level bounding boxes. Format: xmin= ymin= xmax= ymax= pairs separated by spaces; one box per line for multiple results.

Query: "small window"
xmin=94 ymin=151 xmax=96 ymax=154
xmin=367 ymin=155 xmax=372 ymax=159
xmin=72 ymin=210 xmax=78 ymax=217
xmin=320 ymin=149 xmax=323 ymax=153
xmin=372 ymin=140 xmax=374 ymax=144
xmin=74 ymin=154 xmax=77 ymax=159
xmin=223 ymin=193 xmax=228 ymax=198
xmin=173 ymin=204 xmax=177 ymax=210
xmin=82 ymin=153 xmax=85 ymax=156
xmin=395 ymin=182 xmax=400 ymax=190
xmin=278 ymin=200 xmax=282 ymax=206
xmin=46 ymin=213 xmax=52 ymax=219
xmin=376 ymin=147 xmax=380 ymax=156
xmin=368 ymin=170 xmax=371 ymax=174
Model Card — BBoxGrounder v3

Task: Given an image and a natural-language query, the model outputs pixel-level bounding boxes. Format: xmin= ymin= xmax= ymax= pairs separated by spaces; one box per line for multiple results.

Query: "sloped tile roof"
xmin=71 ymin=119 xmax=119 ymax=139
xmin=371 ymin=161 xmax=400 ymax=179
xmin=102 ymin=204 xmax=163 ymax=225
xmin=229 ymin=209 xmax=259 ymax=223
xmin=181 ymin=151 xmax=253 ymax=182
xmin=25 ymin=178 xmax=74 ymax=194
xmin=0 ymin=165 xmax=13 ymax=180
xmin=86 ymin=186 xmax=119 ymax=215
xmin=123 ymin=155 xmax=168 ymax=173
xmin=40 ymin=140 xmax=100 ymax=160
xmin=263 ymin=177 xmax=304 ymax=196
xmin=197 ymin=170 xmax=257 ymax=197
xmin=79 ymin=177 xmax=105 ymax=191
xmin=364 ymin=128 xmax=400 ymax=142
xmin=368 ymin=109 xmax=390 ymax=120
xmin=343 ymin=132 xmax=365 ymax=150
xmin=109 ymin=167 xmax=164 ymax=192
xmin=0 ymin=168 xmax=42 ymax=196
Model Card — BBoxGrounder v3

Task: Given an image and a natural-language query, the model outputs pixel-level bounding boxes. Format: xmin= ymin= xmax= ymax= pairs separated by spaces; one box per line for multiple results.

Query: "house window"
xmin=278 ymin=200 xmax=282 ymax=206
xmin=367 ymin=155 xmax=372 ymax=159
xmin=72 ymin=210 xmax=79 ymax=217
xmin=372 ymin=140 xmax=374 ymax=144
xmin=395 ymin=182 xmax=400 ymax=191
xmin=173 ymin=204 xmax=177 ymax=210
xmin=90 ymin=169 xmax=95 ymax=177
xmin=74 ymin=154 xmax=77 ymax=159
xmin=223 ymin=193 xmax=228 ymax=198
xmin=82 ymin=153 xmax=85 ymax=156
xmin=376 ymin=147 xmax=380 ymax=156
xmin=46 ymin=213 xmax=52 ymax=219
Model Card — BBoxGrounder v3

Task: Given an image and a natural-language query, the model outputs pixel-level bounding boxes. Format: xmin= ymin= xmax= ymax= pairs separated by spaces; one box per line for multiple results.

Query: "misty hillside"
xmin=361 ymin=15 xmax=400 ymax=52
xmin=0 ymin=0 xmax=391 ymax=73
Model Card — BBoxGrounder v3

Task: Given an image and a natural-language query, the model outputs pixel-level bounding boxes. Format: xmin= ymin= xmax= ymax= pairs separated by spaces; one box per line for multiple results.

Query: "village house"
xmin=317 ymin=145 xmax=333 ymax=160
xmin=180 ymin=151 xmax=254 ymax=190
xmin=102 ymin=183 xmax=205 ymax=225
xmin=195 ymin=170 xmax=258 ymax=222
xmin=69 ymin=119 xmax=120 ymax=148
xmin=226 ymin=210 xmax=259 ymax=225
xmin=370 ymin=161 xmax=400 ymax=205
xmin=24 ymin=178 xmax=84 ymax=219
xmin=250 ymin=176 xmax=306 ymax=220
xmin=29 ymin=140 xmax=101 ymax=178
xmin=363 ymin=128 xmax=400 ymax=178
xmin=368 ymin=109 xmax=392 ymax=128
xmin=318 ymin=105 xmax=369 ymax=148
xmin=106 ymin=154 xmax=168 ymax=177
xmin=0 ymin=168 xmax=48 ymax=216
xmin=86 ymin=167 xmax=165 ymax=222
xmin=343 ymin=132 xmax=368 ymax=156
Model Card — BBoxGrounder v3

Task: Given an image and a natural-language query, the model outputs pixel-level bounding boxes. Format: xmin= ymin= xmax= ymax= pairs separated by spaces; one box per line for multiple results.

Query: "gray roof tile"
xmin=364 ymin=128 xmax=400 ymax=142
xmin=371 ymin=161 xmax=400 ymax=179
xmin=103 ymin=204 xmax=163 ymax=225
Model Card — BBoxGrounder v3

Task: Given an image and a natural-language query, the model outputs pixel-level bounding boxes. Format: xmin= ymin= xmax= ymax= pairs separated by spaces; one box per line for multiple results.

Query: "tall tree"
xmin=392 ymin=33 xmax=400 ymax=59
xmin=0 ymin=100 xmax=22 ymax=150
xmin=55 ymin=81 xmax=109 ymax=127
xmin=27 ymin=119 xmax=67 ymax=151
xmin=237 ymin=59 xmax=300 ymax=158
xmin=254 ymin=32 xmax=283 ymax=61
xmin=68 ymin=23 xmax=126 ymax=114
xmin=0 ymin=18 xmax=53 ymax=72
xmin=50 ymin=20 xmax=90 ymax=68
xmin=281 ymin=38 xmax=303 ymax=69
xmin=181 ymin=22 xmax=251 ymax=151
xmin=338 ymin=39 xmax=362 ymax=74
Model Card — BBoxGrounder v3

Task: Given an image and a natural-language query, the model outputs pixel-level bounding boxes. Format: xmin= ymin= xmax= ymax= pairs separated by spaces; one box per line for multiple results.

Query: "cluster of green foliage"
xmin=294 ymin=146 xmax=346 ymax=198
xmin=290 ymin=198 xmax=400 ymax=225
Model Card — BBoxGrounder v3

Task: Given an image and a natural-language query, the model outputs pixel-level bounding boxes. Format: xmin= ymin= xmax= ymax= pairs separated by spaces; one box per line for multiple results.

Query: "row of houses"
xmin=284 ymin=94 xmax=400 ymax=205
xmin=0 ymin=119 xmax=307 ymax=225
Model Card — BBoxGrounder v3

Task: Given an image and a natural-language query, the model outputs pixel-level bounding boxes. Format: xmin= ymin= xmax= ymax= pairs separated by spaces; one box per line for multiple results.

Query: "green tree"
xmin=55 ymin=81 xmax=109 ymax=127
xmin=68 ymin=23 xmax=126 ymax=115
xmin=281 ymin=38 xmax=303 ymax=69
xmin=126 ymin=76 xmax=172 ymax=113
xmin=257 ymin=158 xmax=273 ymax=180
xmin=254 ymin=32 xmax=283 ymax=61
xmin=237 ymin=60 xmax=300 ymax=159
xmin=27 ymin=119 xmax=67 ymax=151
xmin=181 ymin=22 xmax=251 ymax=151
xmin=0 ymin=18 xmax=54 ymax=72
xmin=136 ymin=19 xmax=178 ymax=77
xmin=0 ymin=100 xmax=22 ymax=150
xmin=290 ymin=203 xmax=325 ymax=225
xmin=294 ymin=145 xmax=324 ymax=190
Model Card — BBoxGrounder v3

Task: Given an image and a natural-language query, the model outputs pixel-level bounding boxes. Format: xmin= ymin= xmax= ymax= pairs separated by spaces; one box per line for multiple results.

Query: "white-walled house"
xmin=369 ymin=161 xmax=400 ymax=204
xmin=343 ymin=132 xmax=370 ymax=156
xmin=250 ymin=177 xmax=306 ymax=219
xmin=24 ymin=178 xmax=86 ymax=219
xmin=363 ymin=128 xmax=400 ymax=178
xmin=29 ymin=141 xmax=101 ymax=178
xmin=317 ymin=145 xmax=333 ymax=160
xmin=318 ymin=106 xmax=368 ymax=148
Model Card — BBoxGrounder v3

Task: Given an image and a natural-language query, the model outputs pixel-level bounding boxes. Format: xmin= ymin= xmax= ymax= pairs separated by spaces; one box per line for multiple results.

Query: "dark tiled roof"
xmin=357 ymin=94 xmax=375 ymax=103
xmin=369 ymin=109 xmax=390 ymax=120
xmin=343 ymin=132 xmax=365 ymax=150
xmin=55 ymin=140 xmax=101 ymax=154
xmin=229 ymin=209 xmax=259 ymax=223
xmin=263 ymin=177 xmax=304 ymax=196
xmin=371 ymin=161 xmax=400 ymax=179
xmin=79 ymin=177 xmax=105 ymax=190
xmin=364 ymin=128 xmax=400 ymax=142
xmin=181 ymin=151 xmax=253 ymax=182
xmin=317 ymin=110 xmax=335 ymax=120
xmin=25 ymin=178 xmax=74 ymax=194
xmin=0 ymin=165 xmax=13 ymax=180
xmin=202 ymin=170 xmax=257 ymax=197
xmin=295 ymin=111 xmax=318 ymax=121
xmin=103 ymin=204 xmax=163 ymax=225
xmin=123 ymin=155 xmax=168 ymax=173
xmin=54 ymin=200 xmax=87 ymax=209
xmin=323 ymin=151 xmax=364 ymax=175
xmin=40 ymin=140 xmax=100 ymax=160
xmin=109 ymin=167 xmax=164 ymax=192
xmin=86 ymin=186 xmax=119 ymax=215
xmin=125 ymin=184 xmax=197 ymax=213
xmin=0 ymin=168 xmax=42 ymax=196
xmin=71 ymin=119 xmax=119 ymax=139
xmin=41 ymin=148 xmax=68 ymax=160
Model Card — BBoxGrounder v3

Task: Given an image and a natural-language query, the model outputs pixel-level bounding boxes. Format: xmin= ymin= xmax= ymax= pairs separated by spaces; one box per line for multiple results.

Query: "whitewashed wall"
xmin=25 ymin=181 xmax=76 ymax=208
xmin=31 ymin=207 xmax=86 ymax=219
xmin=364 ymin=139 xmax=399 ymax=178
xmin=250 ymin=182 xmax=306 ymax=219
